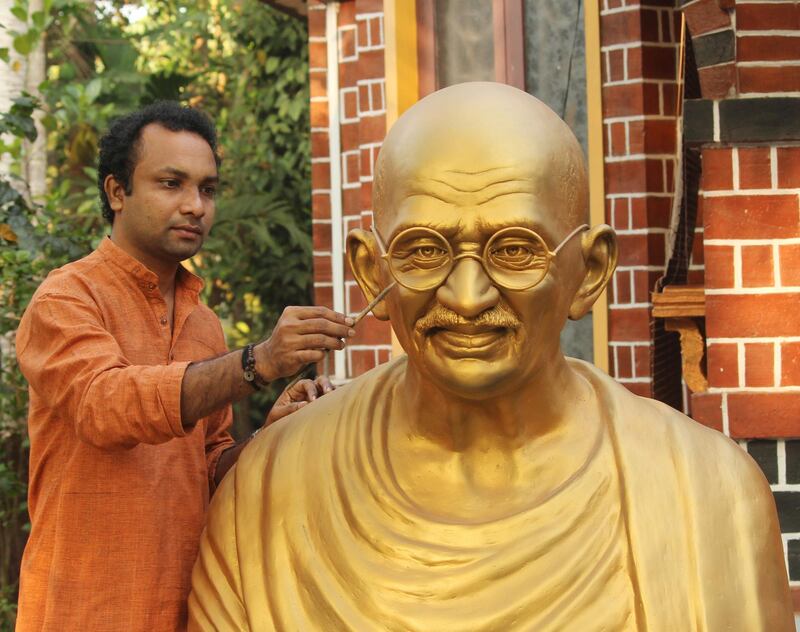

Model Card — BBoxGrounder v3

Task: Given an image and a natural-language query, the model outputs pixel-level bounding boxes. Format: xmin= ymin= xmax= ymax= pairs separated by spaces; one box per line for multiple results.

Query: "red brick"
xmin=698 ymin=63 xmax=736 ymax=99
xmin=703 ymin=245 xmax=734 ymax=289
xmin=613 ymin=198 xmax=630 ymax=230
xmin=779 ymin=244 xmax=800 ymax=286
xmin=378 ymin=348 xmax=391 ymax=364
xmin=312 ymin=221 xmax=331 ymax=251
xmin=614 ymin=269 xmax=632 ymax=304
xmin=358 ymin=114 xmax=385 ymax=144
xmin=777 ymin=147 xmax=800 ymax=189
xmin=706 ymin=294 xmax=800 ymax=338
xmin=606 ymin=159 xmax=647 ymax=194
xmin=736 ymin=2 xmax=800 ymax=31
xmin=741 ymin=244 xmax=774 ymax=288
xmin=744 ymin=342 xmax=775 ymax=387
xmin=739 ymin=66 xmax=800 ymax=94
xmin=311 ymin=161 xmax=331 ymax=190
xmin=781 ymin=342 xmax=800 ymax=386
xmin=340 ymin=122 xmax=359 ymax=151
xmin=627 ymin=47 xmax=643 ymax=81
xmin=312 ymin=192 xmax=331 ymax=220
xmin=738 ymin=36 xmax=800 ymax=63
xmin=707 ymin=342 xmax=739 ymax=388
xmin=633 ymin=268 xmax=654 ymax=303
xmin=641 ymin=45 xmax=676 ymax=80
xmin=308 ymin=8 xmax=325 ymax=37
xmin=347 ymin=282 xmax=367 ymax=314
xmin=357 ymin=49 xmax=385 ymax=78
xmin=342 ymin=89 xmax=358 ymax=120
xmin=690 ymin=231 xmax=704 ymax=266
xmin=350 ymin=315 xmax=392 ymax=345
xmin=617 ymin=345 xmax=633 ymax=378
xmin=350 ymin=349 xmax=377 ymax=377
xmin=704 ymin=195 xmax=800 ymax=240
xmin=646 ymin=196 xmax=672 ymax=229
xmin=690 ymin=392 xmax=723 ymax=432
xmin=623 ymin=382 xmax=652 ymax=397
xmin=609 ymin=306 xmax=651 ymax=341
xmin=644 ymin=118 xmax=677 ymax=154
xmin=728 ymin=392 xmax=800 ymax=438
xmin=313 ymin=254 xmax=332 ymax=283
xmin=738 ymin=147 xmax=772 ymax=190
xmin=609 ymin=122 xmax=626 ymax=156
xmin=309 ymin=41 xmax=327 ymax=69
xmin=608 ymin=48 xmax=625 ymax=83
xmin=314 ymin=284 xmax=333 ymax=310
xmin=310 ymin=72 xmax=326 ymax=99
xmin=701 ymin=148 xmax=733 ymax=191
xmin=342 ymin=188 xmax=360 ymax=215
xmin=603 ymin=84 xmax=644 ymax=117
xmin=616 ymin=232 xmax=666 ymax=267
xmin=634 ymin=344 xmax=650 ymax=377
xmin=310 ymin=99 xmax=329 ymax=127
xmin=311 ymin=130 xmax=329 ymax=157
xmin=660 ymin=82 xmax=676 ymax=116
xmin=601 ymin=8 xmax=642 ymax=47
xmin=641 ymin=8 xmax=660 ymax=43
xmin=683 ymin=0 xmax=730 ymax=36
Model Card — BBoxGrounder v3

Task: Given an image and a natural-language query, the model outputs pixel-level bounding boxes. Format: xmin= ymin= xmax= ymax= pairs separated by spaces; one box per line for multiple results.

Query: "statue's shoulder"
xmin=569 ymin=358 xmax=769 ymax=496
xmin=233 ymin=356 xmax=406 ymax=496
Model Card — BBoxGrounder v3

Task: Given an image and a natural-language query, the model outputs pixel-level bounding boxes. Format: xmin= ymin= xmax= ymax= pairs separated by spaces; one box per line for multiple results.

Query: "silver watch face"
xmin=244 ymin=369 xmax=256 ymax=382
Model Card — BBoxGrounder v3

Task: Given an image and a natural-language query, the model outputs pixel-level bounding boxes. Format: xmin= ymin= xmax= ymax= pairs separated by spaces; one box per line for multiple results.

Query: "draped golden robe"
xmin=189 ymin=358 xmax=793 ymax=631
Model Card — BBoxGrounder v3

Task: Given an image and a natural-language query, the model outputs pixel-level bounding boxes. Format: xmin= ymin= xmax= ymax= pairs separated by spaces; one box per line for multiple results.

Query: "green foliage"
xmin=0 ymin=0 xmax=311 ymax=623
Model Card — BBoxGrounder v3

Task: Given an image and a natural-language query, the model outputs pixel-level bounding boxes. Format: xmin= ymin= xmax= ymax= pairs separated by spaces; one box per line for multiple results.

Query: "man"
xmin=15 ymin=102 xmax=353 ymax=631
xmin=189 ymin=84 xmax=793 ymax=631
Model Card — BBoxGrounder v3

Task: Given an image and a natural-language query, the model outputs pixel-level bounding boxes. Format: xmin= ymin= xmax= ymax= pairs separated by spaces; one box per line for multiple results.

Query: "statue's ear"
xmin=568 ymin=224 xmax=618 ymax=320
xmin=346 ymin=228 xmax=390 ymax=321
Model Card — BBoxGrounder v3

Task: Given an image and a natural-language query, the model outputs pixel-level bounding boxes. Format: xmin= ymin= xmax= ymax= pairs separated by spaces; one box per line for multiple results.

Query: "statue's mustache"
xmin=414 ymin=303 xmax=521 ymax=334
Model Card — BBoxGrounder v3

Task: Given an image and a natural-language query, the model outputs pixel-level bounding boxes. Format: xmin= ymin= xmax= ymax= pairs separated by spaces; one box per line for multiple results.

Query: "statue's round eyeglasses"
xmin=372 ymin=223 xmax=589 ymax=292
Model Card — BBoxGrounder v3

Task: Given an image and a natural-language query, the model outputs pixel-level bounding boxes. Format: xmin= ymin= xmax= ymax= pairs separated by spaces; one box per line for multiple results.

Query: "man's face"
xmin=110 ymin=124 xmax=218 ymax=270
xmin=379 ymin=166 xmax=583 ymax=400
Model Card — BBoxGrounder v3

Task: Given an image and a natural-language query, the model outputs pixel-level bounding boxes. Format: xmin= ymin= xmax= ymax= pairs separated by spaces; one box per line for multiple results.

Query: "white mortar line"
xmin=722 ymin=393 xmax=730 ymax=436
xmin=733 ymin=244 xmax=743 ymax=288
xmin=738 ymin=342 xmax=746 ymax=388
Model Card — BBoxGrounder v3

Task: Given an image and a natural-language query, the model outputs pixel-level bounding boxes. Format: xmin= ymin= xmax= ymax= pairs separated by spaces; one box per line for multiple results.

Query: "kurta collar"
xmin=98 ymin=236 xmax=204 ymax=299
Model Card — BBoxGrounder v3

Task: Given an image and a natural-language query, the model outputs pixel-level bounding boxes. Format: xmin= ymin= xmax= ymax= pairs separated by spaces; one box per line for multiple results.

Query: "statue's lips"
xmin=427 ymin=327 xmax=510 ymax=356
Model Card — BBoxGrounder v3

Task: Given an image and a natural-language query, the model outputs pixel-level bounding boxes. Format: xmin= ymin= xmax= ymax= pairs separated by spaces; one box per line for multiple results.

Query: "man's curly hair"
xmin=97 ymin=101 xmax=220 ymax=224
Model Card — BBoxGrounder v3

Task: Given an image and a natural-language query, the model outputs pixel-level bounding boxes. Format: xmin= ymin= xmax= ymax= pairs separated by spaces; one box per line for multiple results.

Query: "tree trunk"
xmin=0 ymin=0 xmax=47 ymax=201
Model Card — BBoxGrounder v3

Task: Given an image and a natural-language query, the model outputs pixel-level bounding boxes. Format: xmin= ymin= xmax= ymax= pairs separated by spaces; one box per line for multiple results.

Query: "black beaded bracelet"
xmin=241 ymin=343 xmax=262 ymax=391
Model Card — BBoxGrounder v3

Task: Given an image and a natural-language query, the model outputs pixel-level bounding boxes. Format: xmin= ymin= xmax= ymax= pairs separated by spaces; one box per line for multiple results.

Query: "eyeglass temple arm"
xmin=552 ymin=223 xmax=590 ymax=255
xmin=371 ymin=224 xmax=388 ymax=256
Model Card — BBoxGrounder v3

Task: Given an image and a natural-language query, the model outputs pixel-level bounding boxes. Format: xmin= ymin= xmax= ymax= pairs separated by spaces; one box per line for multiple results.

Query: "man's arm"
xmin=180 ymin=306 xmax=353 ymax=425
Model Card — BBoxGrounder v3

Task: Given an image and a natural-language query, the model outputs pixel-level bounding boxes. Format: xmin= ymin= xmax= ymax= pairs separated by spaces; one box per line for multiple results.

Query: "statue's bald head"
xmin=373 ymin=82 xmax=588 ymax=233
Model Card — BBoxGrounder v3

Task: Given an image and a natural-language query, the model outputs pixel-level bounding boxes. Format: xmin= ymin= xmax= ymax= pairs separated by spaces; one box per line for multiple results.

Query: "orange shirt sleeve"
xmin=204 ymin=405 xmax=235 ymax=493
xmin=17 ymin=292 xmax=188 ymax=449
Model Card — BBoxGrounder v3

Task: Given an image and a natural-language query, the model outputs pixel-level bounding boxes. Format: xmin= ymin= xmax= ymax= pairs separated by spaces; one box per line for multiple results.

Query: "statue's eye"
xmin=489 ymin=240 xmax=546 ymax=270
xmin=415 ymin=245 xmax=447 ymax=260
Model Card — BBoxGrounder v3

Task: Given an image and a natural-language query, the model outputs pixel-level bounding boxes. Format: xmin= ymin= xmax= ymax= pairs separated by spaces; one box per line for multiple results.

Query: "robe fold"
xmin=189 ymin=358 xmax=793 ymax=631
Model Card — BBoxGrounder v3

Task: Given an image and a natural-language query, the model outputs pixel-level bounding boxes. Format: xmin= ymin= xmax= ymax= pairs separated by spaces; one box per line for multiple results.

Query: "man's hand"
xmin=255 ymin=307 xmax=354 ymax=382
xmin=265 ymin=375 xmax=335 ymax=425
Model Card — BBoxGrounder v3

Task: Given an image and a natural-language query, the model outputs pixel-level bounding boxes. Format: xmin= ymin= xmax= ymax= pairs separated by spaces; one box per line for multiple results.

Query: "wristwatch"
xmin=241 ymin=343 xmax=267 ymax=390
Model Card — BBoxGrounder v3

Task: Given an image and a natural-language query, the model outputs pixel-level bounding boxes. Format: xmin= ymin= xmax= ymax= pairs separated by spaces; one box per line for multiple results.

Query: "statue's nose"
xmin=436 ymin=257 xmax=500 ymax=319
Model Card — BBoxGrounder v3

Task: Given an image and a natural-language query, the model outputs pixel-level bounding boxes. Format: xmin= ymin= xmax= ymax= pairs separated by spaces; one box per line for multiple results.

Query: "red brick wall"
xmin=308 ymin=0 xmax=392 ymax=379
xmin=600 ymin=0 xmax=681 ymax=396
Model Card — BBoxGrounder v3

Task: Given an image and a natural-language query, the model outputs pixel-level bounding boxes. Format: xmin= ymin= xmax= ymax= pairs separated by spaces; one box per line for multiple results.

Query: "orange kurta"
xmin=15 ymin=237 xmax=235 ymax=631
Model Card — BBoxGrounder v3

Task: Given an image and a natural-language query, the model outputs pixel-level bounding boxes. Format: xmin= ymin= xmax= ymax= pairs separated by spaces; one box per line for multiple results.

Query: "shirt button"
xmin=160 ymin=316 xmax=168 ymax=326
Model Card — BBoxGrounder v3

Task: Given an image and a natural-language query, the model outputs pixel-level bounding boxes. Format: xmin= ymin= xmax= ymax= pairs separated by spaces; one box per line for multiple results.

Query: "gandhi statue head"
xmin=348 ymin=82 xmax=617 ymax=400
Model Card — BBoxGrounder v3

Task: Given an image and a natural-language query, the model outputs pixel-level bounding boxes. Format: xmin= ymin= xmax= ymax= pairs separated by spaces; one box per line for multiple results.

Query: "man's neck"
xmin=109 ymin=232 xmax=179 ymax=298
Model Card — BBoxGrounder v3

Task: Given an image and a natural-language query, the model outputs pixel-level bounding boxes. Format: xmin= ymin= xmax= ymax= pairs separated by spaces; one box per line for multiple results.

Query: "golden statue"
xmin=188 ymin=82 xmax=793 ymax=631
